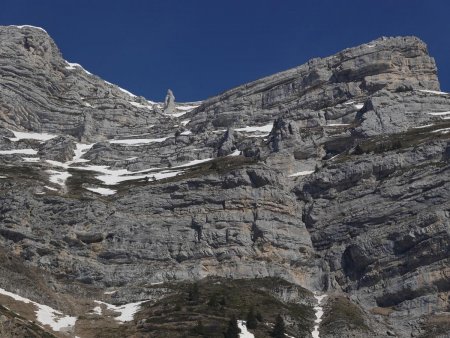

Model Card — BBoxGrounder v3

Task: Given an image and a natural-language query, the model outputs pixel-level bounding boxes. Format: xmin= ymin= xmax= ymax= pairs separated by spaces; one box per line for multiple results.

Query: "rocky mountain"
xmin=0 ymin=25 xmax=449 ymax=337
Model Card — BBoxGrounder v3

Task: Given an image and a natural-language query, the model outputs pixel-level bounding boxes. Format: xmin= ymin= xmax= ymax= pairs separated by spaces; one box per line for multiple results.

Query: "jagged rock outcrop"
xmin=0 ymin=26 xmax=449 ymax=337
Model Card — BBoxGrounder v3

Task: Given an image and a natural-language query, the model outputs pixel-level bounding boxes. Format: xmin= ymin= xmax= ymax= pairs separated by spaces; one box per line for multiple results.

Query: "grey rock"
xmin=0 ymin=27 xmax=448 ymax=337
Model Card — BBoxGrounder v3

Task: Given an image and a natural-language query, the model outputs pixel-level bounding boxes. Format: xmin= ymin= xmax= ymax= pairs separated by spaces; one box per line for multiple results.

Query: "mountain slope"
xmin=0 ymin=25 xmax=449 ymax=337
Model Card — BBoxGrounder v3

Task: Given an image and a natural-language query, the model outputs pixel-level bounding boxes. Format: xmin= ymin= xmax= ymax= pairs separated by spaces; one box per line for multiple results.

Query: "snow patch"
xmin=428 ymin=111 xmax=450 ymax=116
xmin=432 ymin=127 xmax=450 ymax=134
xmin=47 ymin=170 xmax=71 ymax=186
xmin=237 ymin=320 xmax=254 ymax=338
xmin=228 ymin=150 xmax=241 ymax=157
xmin=235 ymin=124 xmax=273 ymax=134
xmin=14 ymin=25 xmax=47 ymax=33
xmin=44 ymin=185 xmax=58 ymax=191
xmin=110 ymin=137 xmax=168 ymax=145
xmin=180 ymin=119 xmax=191 ymax=126
xmin=419 ymin=89 xmax=448 ymax=95
xmin=354 ymin=103 xmax=364 ymax=109
xmin=311 ymin=293 xmax=327 ymax=338
xmin=85 ymin=187 xmax=117 ymax=196
xmin=180 ymin=130 xmax=192 ymax=136
xmin=0 ymin=149 xmax=38 ymax=155
xmin=0 ymin=288 xmax=76 ymax=332
xmin=413 ymin=124 xmax=434 ymax=129
xmin=65 ymin=62 xmax=93 ymax=75
xmin=22 ymin=157 xmax=40 ymax=162
xmin=8 ymin=130 xmax=57 ymax=142
xmin=94 ymin=300 xmax=147 ymax=322
xmin=289 ymin=170 xmax=314 ymax=177
xmin=325 ymin=123 xmax=350 ymax=127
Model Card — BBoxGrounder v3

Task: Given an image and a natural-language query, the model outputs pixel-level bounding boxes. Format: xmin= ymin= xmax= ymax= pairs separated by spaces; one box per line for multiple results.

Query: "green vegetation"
xmin=128 ymin=277 xmax=314 ymax=338
xmin=320 ymin=296 xmax=370 ymax=335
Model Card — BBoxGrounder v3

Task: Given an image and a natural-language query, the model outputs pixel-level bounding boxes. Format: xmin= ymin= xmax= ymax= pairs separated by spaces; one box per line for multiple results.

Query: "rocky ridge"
xmin=0 ymin=26 xmax=449 ymax=337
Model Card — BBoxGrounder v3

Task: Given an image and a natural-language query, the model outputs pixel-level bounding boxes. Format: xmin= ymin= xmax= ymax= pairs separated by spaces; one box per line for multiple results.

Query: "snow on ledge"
xmin=289 ymin=170 xmax=314 ymax=177
xmin=12 ymin=25 xmax=47 ymax=33
xmin=8 ymin=129 xmax=57 ymax=142
xmin=418 ymin=89 xmax=448 ymax=95
xmin=109 ymin=137 xmax=168 ymax=145
xmin=0 ymin=149 xmax=38 ymax=155
xmin=85 ymin=187 xmax=117 ymax=196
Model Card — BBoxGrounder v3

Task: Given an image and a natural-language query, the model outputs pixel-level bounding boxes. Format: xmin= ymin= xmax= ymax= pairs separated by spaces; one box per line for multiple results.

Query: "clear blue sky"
xmin=2 ymin=0 xmax=450 ymax=102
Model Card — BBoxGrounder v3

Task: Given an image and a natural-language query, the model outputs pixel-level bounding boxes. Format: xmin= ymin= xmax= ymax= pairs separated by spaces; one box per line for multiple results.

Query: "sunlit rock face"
xmin=0 ymin=26 xmax=449 ymax=337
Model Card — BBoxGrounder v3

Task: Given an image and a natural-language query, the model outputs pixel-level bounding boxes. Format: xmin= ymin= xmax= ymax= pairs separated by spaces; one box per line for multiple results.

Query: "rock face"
xmin=0 ymin=26 xmax=449 ymax=337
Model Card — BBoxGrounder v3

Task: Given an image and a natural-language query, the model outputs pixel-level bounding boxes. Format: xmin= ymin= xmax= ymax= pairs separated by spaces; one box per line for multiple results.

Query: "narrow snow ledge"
xmin=237 ymin=320 xmax=255 ymax=338
xmin=85 ymin=187 xmax=117 ymax=196
xmin=0 ymin=288 xmax=76 ymax=332
xmin=8 ymin=129 xmax=57 ymax=142
xmin=12 ymin=25 xmax=47 ymax=33
xmin=0 ymin=149 xmax=37 ymax=155
xmin=418 ymin=89 xmax=448 ymax=95
xmin=289 ymin=170 xmax=314 ymax=177
xmin=109 ymin=137 xmax=168 ymax=145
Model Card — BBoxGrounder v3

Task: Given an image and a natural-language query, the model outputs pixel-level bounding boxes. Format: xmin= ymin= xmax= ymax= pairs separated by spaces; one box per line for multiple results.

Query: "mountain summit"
xmin=0 ymin=25 xmax=449 ymax=337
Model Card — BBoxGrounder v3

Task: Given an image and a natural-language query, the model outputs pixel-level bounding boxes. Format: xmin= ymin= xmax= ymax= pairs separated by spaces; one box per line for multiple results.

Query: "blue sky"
xmin=2 ymin=0 xmax=449 ymax=102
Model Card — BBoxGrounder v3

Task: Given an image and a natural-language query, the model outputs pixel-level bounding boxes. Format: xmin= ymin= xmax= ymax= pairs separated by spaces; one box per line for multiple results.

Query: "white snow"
xmin=8 ymin=129 xmax=57 ymax=142
xmin=85 ymin=187 xmax=117 ymax=196
xmin=428 ymin=111 xmax=450 ymax=116
xmin=413 ymin=124 xmax=434 ymax=129
xmin=14 ymin=25 xmax=47 ymax=33
xmin=343 ymin=100 xmax=355 ymax=105
xmin=418 ymin=89 xmax=448 ymax=95
xmin=237 ymin=320 xmax=254 ymax=338
xmin=129 ymin=101 xmax=152 ymax=109
xmin=228 ymin=150 xmax=241 ymax=157
xmin=173 ymin=158 xmax=212 ymax=168
xmin=289 ymin=170 xmax=314 ymax=177
xmin=22 ymin=157 xmax=40 ymax=162
xmin=0 ymin=176 xmax=6 ymax=179
xmin=311 ymin=293 xmax=327 ymax=338
xmin=103 ymin=290 xmax=118 ymax=295
xmin=432 ymin=127 xmax=450 ymax=134
xmin=0 ymin=149 xmax=38 ymax=155
xmin=109 ymin=137 xmax=168 ymax=145
xmin=91 ymin=306 xmax=102 ymax=315
xmin=354 ymin=103 xmax=364 ymax=109
xmin=176 ymin=105 xmax=199 ymax=111
xmin=94 ymin=300 xmax=147 ymax=322
xmin=235 ymin=124 xmax=273 ymax=134
xmin=47 ymin=170 xmax=71 ymax=186
xmin=165 ymin=111 xmax=188 ymax=118
xmin=180 ymin=130 xmax=192 ymax=136
xmin=44 ymin=185 xmax=58 ymax=191
xmin=65 ymin=62 xmax=93 ymax=75
xmin=180 ymin=119 xmax=191 ymax=126
xmin=326 ymin=123 xmax=350 ymax=127
xmin=0 ymin=287 xmax=77 ymax=332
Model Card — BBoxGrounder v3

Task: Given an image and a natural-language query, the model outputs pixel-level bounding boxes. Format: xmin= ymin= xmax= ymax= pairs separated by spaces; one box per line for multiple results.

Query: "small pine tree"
xmin=208 ymin=293 xmax=219 ymax=308
xmin=193 ymin=320 xmax=205 ymax=335
xmin=271 ymin=314 xmax=286 ymax=338
xmin=256 ymin=311 xmax=263 ymax=322
xmin=246 ymin=307 xmax=258 ymax=330
xmin=224 ymin=315 xmax=241 ymax=338
xmin=188 ymin=282 xmax=200 ymax=303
